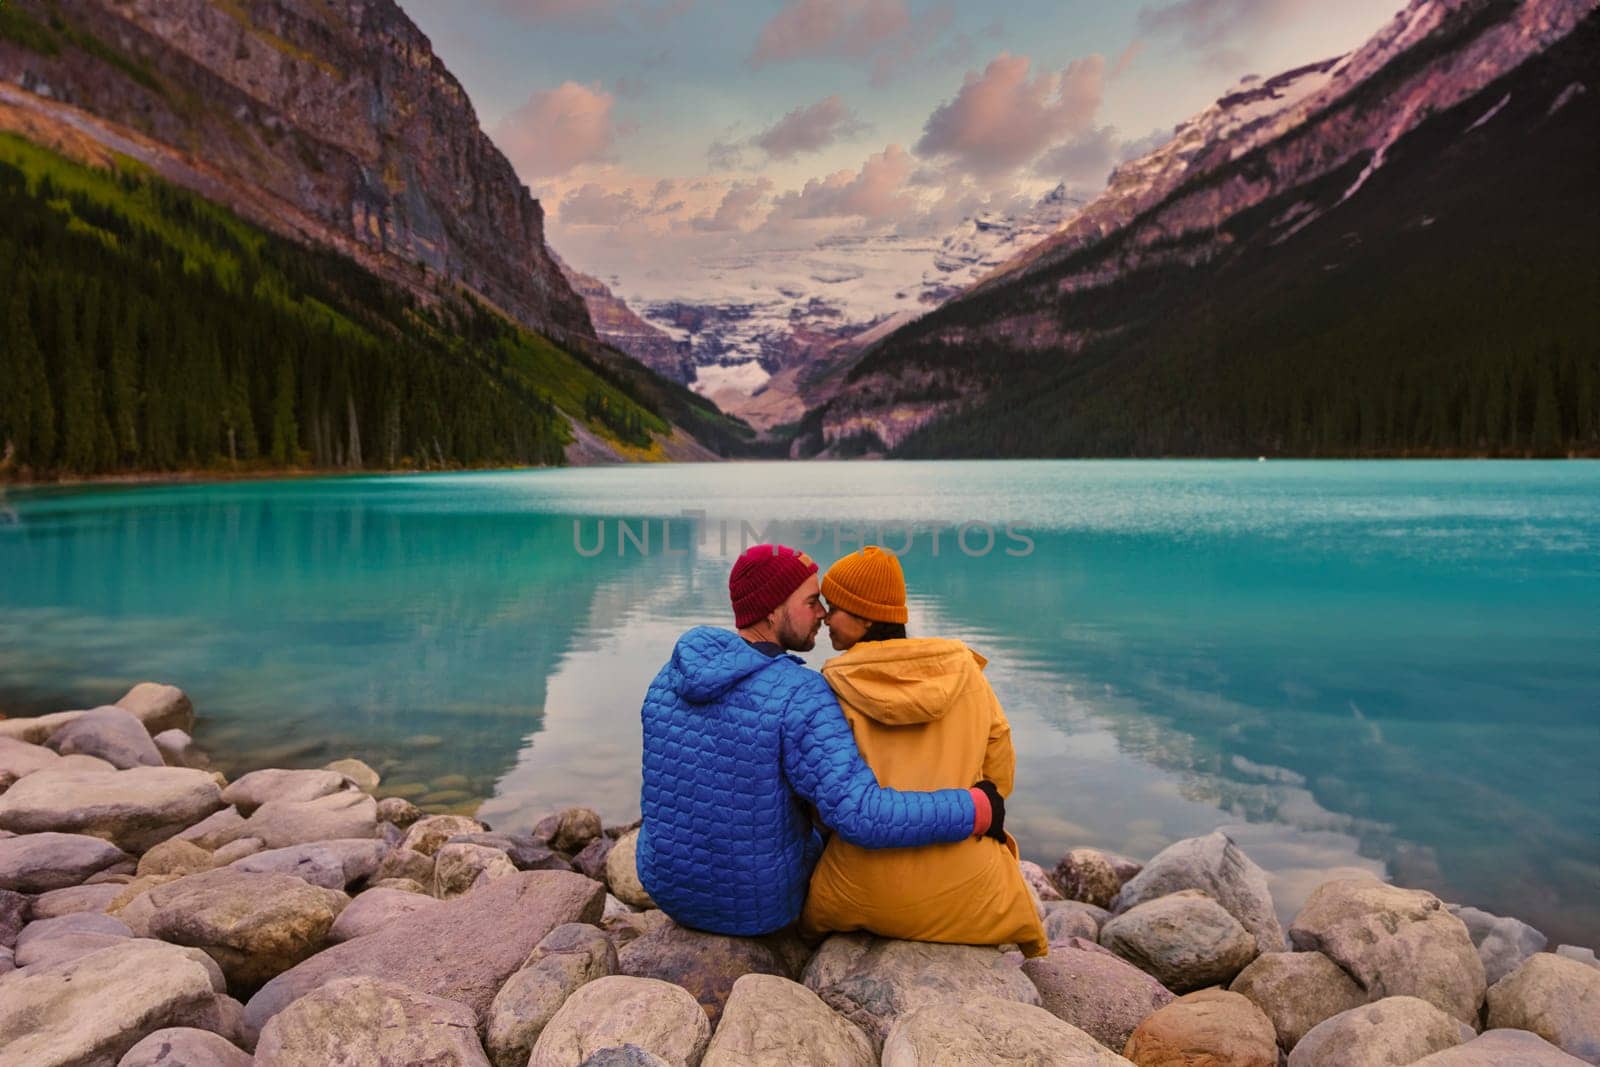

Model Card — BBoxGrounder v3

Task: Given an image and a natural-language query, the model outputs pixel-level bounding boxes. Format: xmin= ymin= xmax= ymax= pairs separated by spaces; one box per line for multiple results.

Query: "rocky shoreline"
xmin=0 ymin=684 xmax=1596 ymax=1066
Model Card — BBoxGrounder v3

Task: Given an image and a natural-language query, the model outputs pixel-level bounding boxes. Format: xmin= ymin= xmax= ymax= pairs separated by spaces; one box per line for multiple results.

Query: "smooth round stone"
xmin=1124 ymin=988 xmax=1278 ymax=1066
xmin=1022 ymin=936 xmax=1174 ymax=1052
xmin=604 ymin=830 xmax=653 ymax=909
xmin=254 ymin=976 xmax=491 ymax=1065
xmin=1230 ymin=949 xmax=1366 ymax=1052
xmin=1113 ymin=831 xmax=1284 ymax=954
xmin=881 ymin=994 xmax=1125 ymax=1066
xmin=1289 ymin=996 xmax=1467 ymax=1067
xmin=703 ymin=973 xmax=875 ymax=1067
xmin=29 ymin=882 xmax=123 ymax=920
xmin=1100 ymin=890 xmax=1258 ymax=993
xmin=399 ymin=814 xmax=486 ymax=857
xmin=324 ymin=758 xmax=380 ymax=793
xmin=0 ymin=766 xmax=224 ymax=853
xmin=1485 ymin=952 xmax=1600 ymax=1062
xmin=529 ymin=975 xmax=711 ymax=1067
xmin=118 ymin=1026 xmax=253 ymax=1066
xmin=220 ymin=769 xmax=352 ymax=817
xmin=46 ymin=707 xmax=163 ymax=770
xmin=0 ymin=831 xmax=131 ymax=892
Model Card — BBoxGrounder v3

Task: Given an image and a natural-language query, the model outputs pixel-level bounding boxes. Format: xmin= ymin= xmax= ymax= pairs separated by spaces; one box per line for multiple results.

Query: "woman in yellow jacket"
xmin=800 ymin=546 xmax=1048 ymax=958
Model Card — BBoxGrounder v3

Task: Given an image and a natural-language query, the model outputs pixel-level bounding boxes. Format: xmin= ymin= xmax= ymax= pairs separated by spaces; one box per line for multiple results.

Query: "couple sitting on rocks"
xmin=636 ymin=542 xmax=1048 ymax=958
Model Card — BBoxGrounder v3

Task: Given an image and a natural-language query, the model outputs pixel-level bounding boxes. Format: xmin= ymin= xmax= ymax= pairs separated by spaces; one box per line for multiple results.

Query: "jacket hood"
xmin=821 ymin=638 xmax=987 ymax=725
xmin=669 ymin=626 xmax=793 ymax=704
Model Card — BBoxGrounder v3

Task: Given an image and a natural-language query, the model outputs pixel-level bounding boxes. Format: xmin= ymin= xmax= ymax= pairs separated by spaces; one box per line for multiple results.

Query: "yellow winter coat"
xmin=799 ymin=637 xmax=1049 ymax=958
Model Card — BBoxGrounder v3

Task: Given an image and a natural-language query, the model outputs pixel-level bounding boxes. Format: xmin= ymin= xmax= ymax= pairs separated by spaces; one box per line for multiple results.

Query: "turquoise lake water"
xmin=1 ymin=460 xmax=1596 ymax=946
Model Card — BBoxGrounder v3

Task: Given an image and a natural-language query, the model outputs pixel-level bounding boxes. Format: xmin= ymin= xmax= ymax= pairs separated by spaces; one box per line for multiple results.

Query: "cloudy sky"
xmin=401 ymin=0 xmax=1407 ymax=289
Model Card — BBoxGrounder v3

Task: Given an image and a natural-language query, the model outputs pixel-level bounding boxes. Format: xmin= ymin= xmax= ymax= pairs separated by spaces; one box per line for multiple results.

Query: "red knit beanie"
xmin=729 ymin=544 xmax=818 ymax=628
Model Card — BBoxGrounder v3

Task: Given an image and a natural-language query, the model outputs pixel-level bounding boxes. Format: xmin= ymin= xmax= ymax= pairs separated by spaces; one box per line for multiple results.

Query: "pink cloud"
xmin=754 ymin=96 xmax=869 ymax=161
xmin=494 ymin=81 xmax=620 ymax=179
xmin=767 ymin=144 xmax=916 ymax=223
xmin=749 ymin=0 xmax=907 ymax=66
xmin=558 ymin=183 xmax=643 ymax=225
xmin=691 ymin=178 xmax=775 ymax=231
xmin=915 ymin=53 xmax=1106 ymax=176
xmin=494 ymin=0 xmax=695 ymax=26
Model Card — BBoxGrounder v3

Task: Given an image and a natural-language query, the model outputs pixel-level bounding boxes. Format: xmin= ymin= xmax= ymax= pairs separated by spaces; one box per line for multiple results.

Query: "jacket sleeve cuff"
xmin=967 ymin=786 xmax=991 ymax=837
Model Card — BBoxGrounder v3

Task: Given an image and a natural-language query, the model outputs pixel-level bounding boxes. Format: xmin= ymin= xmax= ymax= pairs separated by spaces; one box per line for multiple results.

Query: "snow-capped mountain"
xmin=803 ymin=0 xmax=1599 ymax=458
xmin=577 ymin=184 xmax=1085 ymax=428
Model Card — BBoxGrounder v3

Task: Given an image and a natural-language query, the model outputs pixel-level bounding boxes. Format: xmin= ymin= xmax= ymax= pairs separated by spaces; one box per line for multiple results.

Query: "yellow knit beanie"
xmin=822 ymin=545 xmax=908 ymax=624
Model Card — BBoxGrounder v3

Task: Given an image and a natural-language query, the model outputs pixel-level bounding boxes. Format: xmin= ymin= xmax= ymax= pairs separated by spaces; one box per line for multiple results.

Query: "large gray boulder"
xmin=227 ymin=838 xmax=388 ymax=890
xmin=223 ymin=792 xmax=379 ymax=850
xmin=116 ymin=1027 xmax=252 ymax=1066
xmin=0 ymin=938 xmax=238 ymax=1067
xmin=1449 ymin=904 xmax=1548 ymax=986
xmin=326 ymin=886 xmax=442 ymax=943
xmin=882 ymin=994 xmax=1125 ymax=1066
xmin=1112 ymin=831 xmax=1284 ymax=954
xmin=0 ymin=831 xmax=130 ymax=892
xmin=1229 ymin=948 xmax=1366 ymax=1052
xmin=244 ymin=869 xmax=605 ymax=1032
xmin=1485 ymin=952 xmax=1600 ymax=1062
xmin=46 ymin=708 xmax=163 ymax=770
xmin=1289 ymin=877 xmax=1486 ymax=1026
xmin=141 ymin=868 xmax=349 ymax=993
xmin=1410 ymin=1028 xmax=1592 ymax=1065
xmin=115 ymin=684 xmax=196 ymax=736
xmin=1022 ymin=936 xmax=1174 ymax=1052
xmin=220 ymin=769 xmax=351 ymax=816
xmin=0 ymin=766 xmax=223 ymax=852
xmin=1288 ymin=996 xmax=1466 ymax=1067
xmin=528 ymin=975 xmax=710 ymax=1067
xmin=702 ymin=974 xmax=874 ymax=1067
xmin=802 ymin=933 xmax=1040 ymax=1052
xmin=488 ymin=923 xmax=617 ymax=1067
xmin=618 ymin=917 xmax=801 ymax=1026
xmin=253 ymin=976 xmax=491 ymax=1066
xmin=1124 ymin=988 xmax=1278 ymax=1067
xmin=1100 ymin=889 xmax=1258 ymax=993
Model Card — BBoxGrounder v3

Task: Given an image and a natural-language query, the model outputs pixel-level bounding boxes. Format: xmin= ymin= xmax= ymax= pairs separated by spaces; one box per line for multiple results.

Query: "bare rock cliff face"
xmin=0 ymin=0 xmax=593 ymax=345
xmin=556 ymin=263 xmax=696 ymax=383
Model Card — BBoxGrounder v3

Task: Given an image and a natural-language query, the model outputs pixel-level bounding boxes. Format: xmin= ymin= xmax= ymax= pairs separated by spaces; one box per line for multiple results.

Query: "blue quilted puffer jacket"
xmin=637 ymin=626 xmax=976 ymax=935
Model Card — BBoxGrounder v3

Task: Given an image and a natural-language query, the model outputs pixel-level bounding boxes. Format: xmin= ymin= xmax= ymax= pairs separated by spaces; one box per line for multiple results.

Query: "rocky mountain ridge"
xmin=0 ymin=0 xmax=594 ymax=347
xmin=803 ymin=0 xmax=1600 ymax=456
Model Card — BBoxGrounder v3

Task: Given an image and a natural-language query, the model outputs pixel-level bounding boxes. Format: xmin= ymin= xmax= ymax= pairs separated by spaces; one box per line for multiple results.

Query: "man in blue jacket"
xmin=637 ymin=543 xmax=1003 ymax=936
